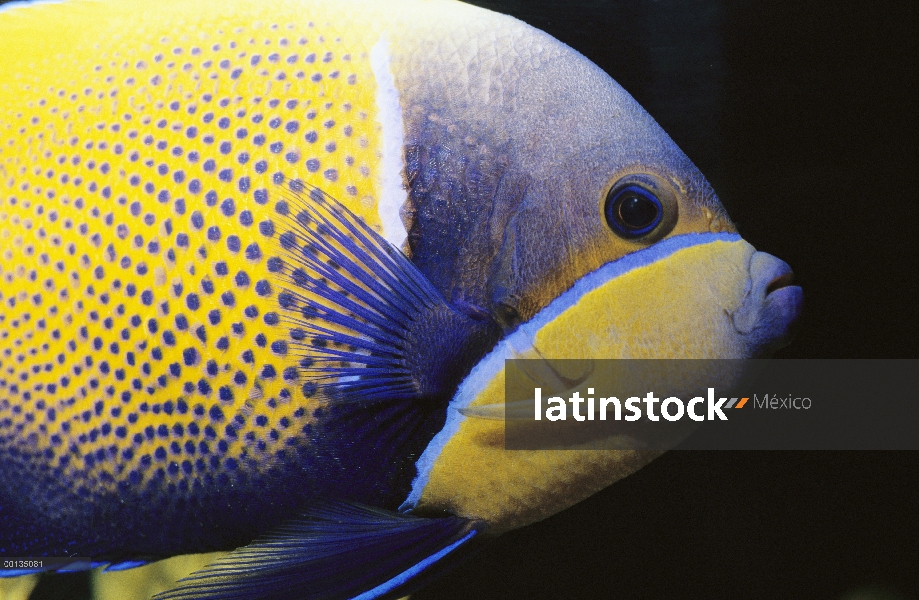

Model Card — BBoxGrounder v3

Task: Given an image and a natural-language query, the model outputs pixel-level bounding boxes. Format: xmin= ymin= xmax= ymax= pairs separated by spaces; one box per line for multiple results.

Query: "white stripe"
xmin=399 ymin=232 xmax=743 ymax=511
xmin=369 ymin=35 xmax=408 ymax=251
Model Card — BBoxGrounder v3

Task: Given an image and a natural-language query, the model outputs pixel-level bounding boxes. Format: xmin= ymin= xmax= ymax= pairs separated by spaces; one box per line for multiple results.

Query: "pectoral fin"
xmin=271 ymin=181 xmax=499 ymax=404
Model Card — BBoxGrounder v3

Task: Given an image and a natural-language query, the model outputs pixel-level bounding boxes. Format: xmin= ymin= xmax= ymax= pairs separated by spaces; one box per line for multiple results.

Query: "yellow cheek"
xmin=414 ymin=239 xmax=754 ymax=531
xmin=533 ymin=239 xmax=755 ymax=360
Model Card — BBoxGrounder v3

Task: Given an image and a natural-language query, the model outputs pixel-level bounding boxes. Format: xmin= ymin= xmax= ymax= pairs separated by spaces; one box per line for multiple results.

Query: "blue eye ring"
xmin=604 ymin=184 xmax=663 ymax=238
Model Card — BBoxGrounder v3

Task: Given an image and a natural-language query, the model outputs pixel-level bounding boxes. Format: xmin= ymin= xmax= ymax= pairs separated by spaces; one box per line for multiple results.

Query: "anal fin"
xmin=153 ymin=501 xmax=484 ymax=600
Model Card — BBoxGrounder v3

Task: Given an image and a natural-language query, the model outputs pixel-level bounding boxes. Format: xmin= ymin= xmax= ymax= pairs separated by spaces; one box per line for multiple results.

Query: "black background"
xmin=3 ymin=0 xmax=916 ymax=598
xmin=413 ymin=1 xmax=919 ymax=599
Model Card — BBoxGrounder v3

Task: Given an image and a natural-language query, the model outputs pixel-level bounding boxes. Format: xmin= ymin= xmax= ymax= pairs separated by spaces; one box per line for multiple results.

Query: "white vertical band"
xmin=370 ymin=35 xmax=408 ymax=251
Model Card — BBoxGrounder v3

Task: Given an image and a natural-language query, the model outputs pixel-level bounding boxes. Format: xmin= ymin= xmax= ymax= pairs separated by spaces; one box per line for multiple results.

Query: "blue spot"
xmin=266 ymin=257 xmax=284 ymax=272
xmin=245 ymin=244 xmax=262 ymax=261
xmin=279 ymin=231 xmax=297 ymax=249
xmin=183 ymin=347 xmax=198 ymax=366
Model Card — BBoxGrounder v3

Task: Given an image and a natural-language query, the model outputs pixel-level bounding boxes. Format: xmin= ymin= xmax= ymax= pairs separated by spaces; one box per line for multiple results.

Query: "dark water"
xmin=3 ymin=0 xmax=917 ymax=598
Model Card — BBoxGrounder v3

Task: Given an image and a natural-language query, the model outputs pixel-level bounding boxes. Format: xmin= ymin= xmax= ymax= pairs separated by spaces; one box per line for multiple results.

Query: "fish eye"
xmin=605 ymin=185 xmax=662 ymax=237
xmin=602 ymin=174 xmax=679 ymax=242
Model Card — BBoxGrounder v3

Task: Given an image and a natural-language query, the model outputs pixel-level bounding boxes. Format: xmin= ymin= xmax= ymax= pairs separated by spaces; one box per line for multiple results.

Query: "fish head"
xmin=478 ymin=50 xmax=802 ymax=358
xmin=388 ymin=5 xmax=801 ymax=360
xmin=401 ymin=6 xmax=803 ymax=531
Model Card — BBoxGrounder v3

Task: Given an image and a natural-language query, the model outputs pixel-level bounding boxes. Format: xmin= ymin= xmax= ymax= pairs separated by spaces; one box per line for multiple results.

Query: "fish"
xmin=0 ymin=0 xmax=803 ymax=598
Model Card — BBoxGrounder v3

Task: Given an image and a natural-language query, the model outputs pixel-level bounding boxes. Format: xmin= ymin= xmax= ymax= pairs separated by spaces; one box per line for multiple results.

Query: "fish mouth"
xmin=731 ymin=251 xmax=804 ymax=355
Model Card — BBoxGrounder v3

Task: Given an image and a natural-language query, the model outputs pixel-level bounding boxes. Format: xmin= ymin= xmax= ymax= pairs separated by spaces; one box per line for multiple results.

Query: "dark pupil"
xmin=618 ymin=194 xmax=659 ymax=229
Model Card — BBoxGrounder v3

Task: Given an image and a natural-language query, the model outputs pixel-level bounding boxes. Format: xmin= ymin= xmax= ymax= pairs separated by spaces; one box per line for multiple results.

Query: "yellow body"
xmin=0 ymin=0 xmax=401 ymax=492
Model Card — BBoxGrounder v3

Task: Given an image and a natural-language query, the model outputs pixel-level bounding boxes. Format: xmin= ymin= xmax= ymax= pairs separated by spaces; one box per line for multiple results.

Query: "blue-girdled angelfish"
xmin=0 ymin=0 xmax=803 ymax=598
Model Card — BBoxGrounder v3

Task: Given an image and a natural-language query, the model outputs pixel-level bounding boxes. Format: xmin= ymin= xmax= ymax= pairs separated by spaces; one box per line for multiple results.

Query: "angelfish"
xmin=0 ymin=0 xmax=802 ymax=598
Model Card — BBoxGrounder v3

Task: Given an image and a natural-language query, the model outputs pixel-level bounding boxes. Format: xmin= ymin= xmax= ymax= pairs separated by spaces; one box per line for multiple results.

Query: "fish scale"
xmin=0 ymin=0 xmax=391 ymax=505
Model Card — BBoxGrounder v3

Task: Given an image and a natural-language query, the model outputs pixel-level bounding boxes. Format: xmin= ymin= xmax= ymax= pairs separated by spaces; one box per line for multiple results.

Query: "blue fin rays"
xmin=266 ymin=181 xmax=499 ymax=403
xmin=152 ymin=501 xmax=484 ymax=600
xmin=266 ymin=182 xmax=443 ymax=403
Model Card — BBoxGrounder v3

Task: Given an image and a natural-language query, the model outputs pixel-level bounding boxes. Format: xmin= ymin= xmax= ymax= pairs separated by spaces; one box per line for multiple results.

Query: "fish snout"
xmin=731 ymin=251 xmax=803 ymax=355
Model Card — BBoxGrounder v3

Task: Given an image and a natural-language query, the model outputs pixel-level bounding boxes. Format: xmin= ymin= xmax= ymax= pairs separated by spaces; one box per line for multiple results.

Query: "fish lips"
xmin=731 ymin=251 xmax=804 ymax=354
